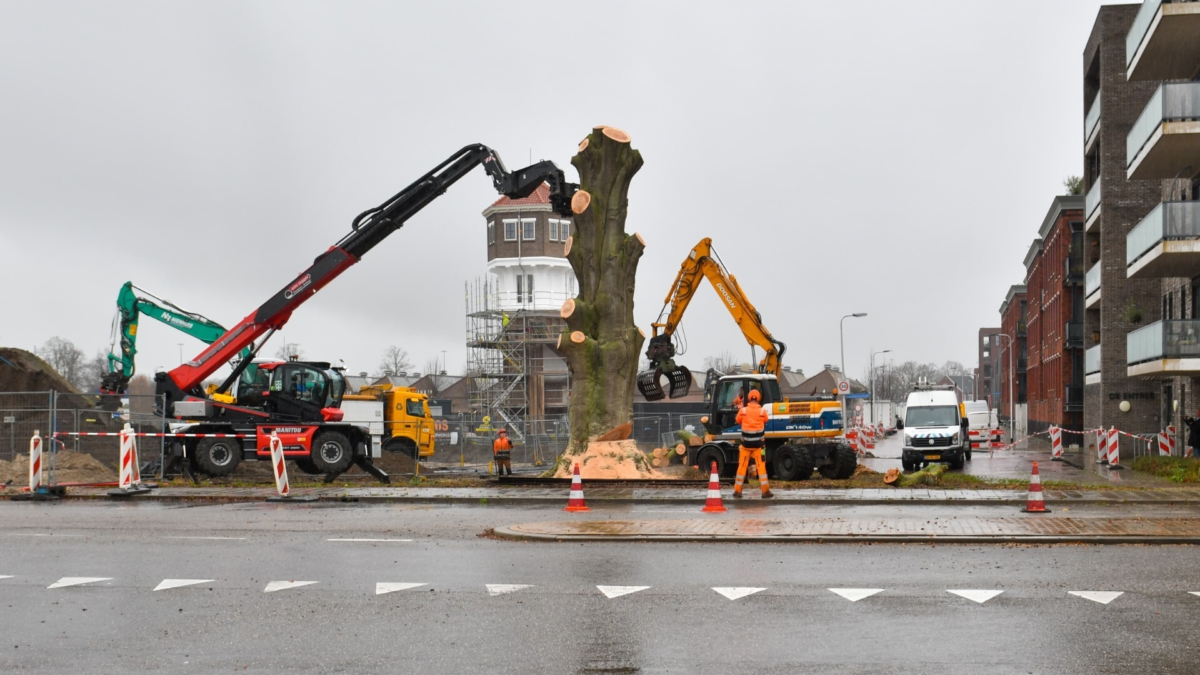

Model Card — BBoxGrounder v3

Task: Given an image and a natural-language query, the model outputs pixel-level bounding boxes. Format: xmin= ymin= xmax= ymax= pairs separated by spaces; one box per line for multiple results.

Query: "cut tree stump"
xmin=561 ymin=298 xmax=576 ymax=319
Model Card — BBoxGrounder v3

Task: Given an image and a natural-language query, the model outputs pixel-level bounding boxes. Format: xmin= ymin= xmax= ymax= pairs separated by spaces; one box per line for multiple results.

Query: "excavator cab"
xmin=637 ymin=334 xmax=693 ymax=401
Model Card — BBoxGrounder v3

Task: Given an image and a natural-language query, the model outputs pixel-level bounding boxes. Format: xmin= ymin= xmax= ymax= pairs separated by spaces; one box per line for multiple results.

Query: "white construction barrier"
xmin=1159 ymin=431 xmax=1172 ymax=457
xmin=1049 ymin=426 xmax=1063 ymax=460
xmin=118 ymin=423 xmax=140 ymax=489
xmin=1107 ymin=427 xmax=1120 ymax=467
xmin=28 ymin=430 xmax=43 ymax=492
xmin=1096 ymin=428 xmax=1108 ymax=465
xmin=270 ymin=432 xmax=290 ymax=498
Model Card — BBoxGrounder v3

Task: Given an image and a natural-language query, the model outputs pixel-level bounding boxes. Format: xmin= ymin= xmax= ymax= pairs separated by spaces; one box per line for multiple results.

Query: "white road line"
xmin=376 ymin=582 xmax=426 ymax=596
xmin=712 ymin=587 xmax=765 ymax=601
xmin=165 ymin=536 xmax=247 ymax=540
xmin=597 ymin=585 xmax=649 ymax=599
xmin=8 ymin=533 xmax=83 ymax=537
xmin=154 ymin=579 xmax=213 ymax=592
xmin=48 ymin=577 xmax=112 ymax=590
xmin=829 ymin=588 xmax=884 ymax=602
xmin=263 ymin=580 xmax=318 ymax=593
xmin=487 ymin=584 xmax=532 ymax=596
xmin=1191 ymin=592 xmax=1200 ymax=597
xmin=1069 ymin=591 xmax=1124 ymax=605
xmin=947 ymin=589 xmax=1003 ymax=604
xmin=327 ymin=538 xmax=412 ymax=542
xmin=0 ymin=575 xmax=13 ymax=581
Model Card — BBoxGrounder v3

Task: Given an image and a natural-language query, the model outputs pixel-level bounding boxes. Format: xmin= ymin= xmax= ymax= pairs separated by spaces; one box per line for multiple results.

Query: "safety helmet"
xmin=498 ymin=428 xmax=507 ymax=435
xmin=748 ymin=390 xmax=761 ymax=402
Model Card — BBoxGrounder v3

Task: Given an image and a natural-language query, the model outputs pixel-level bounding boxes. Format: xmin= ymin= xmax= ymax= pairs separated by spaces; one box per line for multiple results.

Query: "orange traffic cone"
xmin=1021 ymin=461 xmax=1050 ymax=513
xmin=701 ymin=461 xmax=726 ymax=513
xmin=564 ymin=462 xmax=589 ymax=512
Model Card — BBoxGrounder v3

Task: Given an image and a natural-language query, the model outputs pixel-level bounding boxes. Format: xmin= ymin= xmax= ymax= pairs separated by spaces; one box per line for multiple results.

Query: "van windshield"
xmin=906 ymin=406 xmax=959 ymax=428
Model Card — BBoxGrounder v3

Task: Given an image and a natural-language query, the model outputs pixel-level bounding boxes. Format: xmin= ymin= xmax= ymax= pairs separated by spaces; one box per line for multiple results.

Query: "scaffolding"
xmin=465 ymin=278 xmax=570 ymax=439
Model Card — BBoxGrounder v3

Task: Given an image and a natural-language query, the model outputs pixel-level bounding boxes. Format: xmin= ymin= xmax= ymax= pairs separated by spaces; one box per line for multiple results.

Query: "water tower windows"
xmin=516 ymin=274 xmax=534 ymax=304
xmin=522 ymin=218 xmax=536 ymax=241
xmin=549 ymin=219 xmax=559 ymax=242
xmin=488 ymin=221 xmax=495 ymax=245
xmin=504 ymin=219 xmax=518 ymax=241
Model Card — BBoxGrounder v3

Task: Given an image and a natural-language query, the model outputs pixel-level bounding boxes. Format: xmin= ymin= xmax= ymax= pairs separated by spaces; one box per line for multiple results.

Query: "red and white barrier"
xmin=1107 ymin=427 xmax=1120 ymax=467
xmin=861 ymin=426 xmax=876 ymax=450
xmin=28 ymin=430 xmax=43 ymax=492
xmin=56 ymin=432 xmax=249 ymax=439
xmin=117 ymin=423 xmax=141 ymax=489
xmin=1096 ymin=428 xmax=1108 ymax=464
xmin=846 ymin=429 xmax=860 ymax=455
xmin=1168 ymin=425 xmax=1177 ymax=456
xmin=269 ymin=432 xmax=290 ymax=497
xmin=1049 ymin=426 xmax=1063 ymax=460
xmin=1159 ymin=431 xmax=1172 ymax=457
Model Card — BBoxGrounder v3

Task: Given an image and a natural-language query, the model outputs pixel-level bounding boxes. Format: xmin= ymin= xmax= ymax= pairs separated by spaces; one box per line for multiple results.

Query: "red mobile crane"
xmin=157 ymin=145 xmax=576 ymax=480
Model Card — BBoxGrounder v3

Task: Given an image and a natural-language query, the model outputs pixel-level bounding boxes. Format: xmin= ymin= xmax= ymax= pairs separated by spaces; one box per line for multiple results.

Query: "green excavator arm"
xmin=100 ymin=282 xmax=252 ymax=395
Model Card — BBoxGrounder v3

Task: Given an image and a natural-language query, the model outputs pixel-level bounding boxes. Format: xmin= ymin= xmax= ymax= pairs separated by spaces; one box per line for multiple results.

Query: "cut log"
xmin=688 ymin=436 xmax=703 ymax=447
xmin=561 ymin=298 xmax=576 ymax=319
xmin=570 ymin=331 xmax=587 ymax=344
xmin=563 ymin=235 xmax=573 ymax=256
xmin=601 ymin=127 xmax=631 ymax=143
xmin=637 ymin=326 xmax=646 ymax=338
xmin=652 ymin=447 xmax=667 ymax=459
xmin=578 ymin=138 xmax=589 ymax=153
xmin=883 ymin=467 xmax=901 ymax=485
xmin=571 ymin=190 xmax=592 ymax=215
xmin=651 ymin=457 xmax=663 ymax=468
xmin=675 ymin=444 xmax=685 ymax=455
xmin=635 ymin=232 xmax=645 ymax=246
xmin=556 ymin=333 xmax=562 ymax=349
xmin=594 ymin=421 xmax=632 ymax=442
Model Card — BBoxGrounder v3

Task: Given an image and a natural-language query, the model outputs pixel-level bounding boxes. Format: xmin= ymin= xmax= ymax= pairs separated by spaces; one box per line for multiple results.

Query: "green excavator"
xmin=99 ymin=282 xmax=253 ymax=397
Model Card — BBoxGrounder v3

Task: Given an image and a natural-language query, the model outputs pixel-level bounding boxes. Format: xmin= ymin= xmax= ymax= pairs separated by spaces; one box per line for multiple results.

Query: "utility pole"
xmin=870 ymin=349 xmax=891 ymax=426
xmin=840 ymin=313 xmax=867 ymax=380
xmin=997 ymin=333 xmax=1015 ymax=443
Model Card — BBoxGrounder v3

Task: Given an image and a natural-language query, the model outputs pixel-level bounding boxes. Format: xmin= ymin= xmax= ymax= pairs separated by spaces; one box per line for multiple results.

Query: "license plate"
xmin=924 ymin=454 xmax=940 ymax=460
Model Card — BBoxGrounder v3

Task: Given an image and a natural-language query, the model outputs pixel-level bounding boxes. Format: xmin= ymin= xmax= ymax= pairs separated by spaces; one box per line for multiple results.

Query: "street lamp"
xmin=996 ymin=333 xmax=1015 ymax=442
xmin=840 ymin=313 xmax=867 ymax=380
xmin=870 ymin=349 xmax=891 ymax=426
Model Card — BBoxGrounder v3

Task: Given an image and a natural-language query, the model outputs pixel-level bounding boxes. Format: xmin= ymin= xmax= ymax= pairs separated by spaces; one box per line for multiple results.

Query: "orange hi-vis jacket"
xmin=493 ymin=437 xmax=512 ymax=456
xmin=736 ymin=401 xmax=769 ymax=448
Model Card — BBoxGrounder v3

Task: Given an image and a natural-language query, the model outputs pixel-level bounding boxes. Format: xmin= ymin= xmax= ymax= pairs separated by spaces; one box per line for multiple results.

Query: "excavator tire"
xmin=194 ymin=438 xmax=241 ymax=476
xmin=311 ymin=431 xmax=354 ymax=474
xmin=773 ymin=446 xmax=814 ymax=481
xmin=695 ymin=445 xmax=727 ymax=478
xmin=818 ymin=446 xmax=858 ymax=480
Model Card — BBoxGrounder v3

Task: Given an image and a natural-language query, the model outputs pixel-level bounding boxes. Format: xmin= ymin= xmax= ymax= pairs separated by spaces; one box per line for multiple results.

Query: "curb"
xmin=491 ymin=526 xmax=1200 ymax=545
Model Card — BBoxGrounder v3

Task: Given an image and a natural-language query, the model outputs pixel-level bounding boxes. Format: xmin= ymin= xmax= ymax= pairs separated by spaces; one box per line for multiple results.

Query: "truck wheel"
xmin=948 ymin=454 xmax=965 ymax=471
xmin=311 ymin=431 xmax=354 ymax=474
xmin=966 ymin=449 xmax=973 ymax=461
xmin=695 ymin=446 xmax=726 ymax=478
xmin=194 ymin=438 xmax=241 ymax=476
xmin=902 ymin=459 xmax=916 ymax=472
xmin=819 ymin=446 xmax=858 ymax=480
xmin=383 ymin=437 xmax=418 ymax=459
xmin=294 ymin=457 xmax=321 ymax=475
xmin=773 ymin=446 xmax=814 ymax=481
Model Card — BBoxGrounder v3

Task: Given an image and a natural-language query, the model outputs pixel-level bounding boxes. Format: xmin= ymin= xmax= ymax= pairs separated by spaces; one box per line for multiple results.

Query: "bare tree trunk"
xmin=558 ymin=127 xmax=646 ymax=453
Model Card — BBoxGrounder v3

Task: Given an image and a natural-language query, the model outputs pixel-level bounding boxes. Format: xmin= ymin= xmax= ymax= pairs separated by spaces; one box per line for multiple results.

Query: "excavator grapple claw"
xmin=637 ymin=366 xmax=693 ymax=401
xmin=637 ymin=369 xmax=666 ymax=402
xmin=667 ymin=366 xmax=693 ymax=399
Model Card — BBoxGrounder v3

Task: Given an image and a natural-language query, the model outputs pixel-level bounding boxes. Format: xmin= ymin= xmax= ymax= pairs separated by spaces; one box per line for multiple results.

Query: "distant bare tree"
xmin=423 ymin=355 xmax=453 ymax=395
xmin=274 ymin=342 xmax=304 ymax=361
xmin=39 ymin=336 xmax=86 ymax=390
xmin=378 ymin=345 xmax=412 ymax=376
xmin=127 ymin=374 xmax=156 ymax=417
xmin=80 ymin=349 xmax=109 ymax=394
xmin=703 ymin=350 xmax=739 ymax=375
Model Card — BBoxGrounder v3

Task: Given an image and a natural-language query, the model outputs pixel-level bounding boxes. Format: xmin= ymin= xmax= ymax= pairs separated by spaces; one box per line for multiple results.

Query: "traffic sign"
xmin=836 ymin=380 xmax=850 ymax=395
xmin=854 ymin=404 xmax=863 ymax=413
xmin=2 ymin=416 xmax=13 ymax=424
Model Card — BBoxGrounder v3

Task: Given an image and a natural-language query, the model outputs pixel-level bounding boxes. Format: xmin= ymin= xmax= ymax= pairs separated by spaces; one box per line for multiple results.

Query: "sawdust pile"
xmin=0 ymin=452 xmax=117 ymax=486
xmin=552 ymin=440 xmax=663 ymax=479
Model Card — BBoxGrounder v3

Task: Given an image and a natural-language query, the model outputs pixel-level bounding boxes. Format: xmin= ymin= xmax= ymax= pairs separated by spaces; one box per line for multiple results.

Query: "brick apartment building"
xmin=975 ymin=327 xmax=1001 ymax=406
xmin=1023 ymin=196 xmax=1087 ymax=433
xmin=998 ymin=285 xmax=1027 ymax=427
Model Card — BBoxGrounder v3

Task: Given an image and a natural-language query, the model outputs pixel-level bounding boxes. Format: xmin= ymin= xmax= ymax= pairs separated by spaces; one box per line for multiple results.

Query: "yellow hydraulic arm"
xmin=637 ymin=238 xmax=787 ymax=400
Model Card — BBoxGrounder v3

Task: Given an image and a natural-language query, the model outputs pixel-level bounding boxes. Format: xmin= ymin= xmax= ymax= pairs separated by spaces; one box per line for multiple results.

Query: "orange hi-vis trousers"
xmin=734 ymin=445 xmax=770 ymax=495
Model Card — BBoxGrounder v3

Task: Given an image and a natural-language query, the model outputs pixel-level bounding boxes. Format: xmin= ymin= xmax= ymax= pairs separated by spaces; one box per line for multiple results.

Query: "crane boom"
xmin=637 ymin=238 xmax=786 ymax=401
xmin=156 ymin=144 xmax=576 ymax=415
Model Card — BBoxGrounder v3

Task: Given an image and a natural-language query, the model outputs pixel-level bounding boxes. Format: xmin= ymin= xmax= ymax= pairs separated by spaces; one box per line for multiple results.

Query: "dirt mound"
xmin=552 ymin=439 xmax=663 ymax=479
xmin=0 ymin=348 xmax=94 ymax=409
xmin=0 ymin=451 xmax=117 ymax=486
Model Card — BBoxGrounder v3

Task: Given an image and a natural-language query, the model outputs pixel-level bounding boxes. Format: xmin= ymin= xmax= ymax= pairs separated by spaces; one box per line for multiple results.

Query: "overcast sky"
xmin=0 ymin=0 xmax=1112 ymax=385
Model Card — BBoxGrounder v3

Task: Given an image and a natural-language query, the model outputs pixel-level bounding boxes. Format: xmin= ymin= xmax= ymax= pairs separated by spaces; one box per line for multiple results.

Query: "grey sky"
xmin=0 ymin=0 xmax=1109 ymax=384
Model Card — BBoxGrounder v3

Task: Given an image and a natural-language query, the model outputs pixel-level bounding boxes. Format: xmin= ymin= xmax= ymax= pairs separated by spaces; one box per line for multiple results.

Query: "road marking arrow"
xmin=487 ymin=584 xmax=532 ymax=596
xmin=48 ymin=577 xmax=111 ymax=590
xmin=597 ymin=585 xmax=649 ymax=599
xmin=712 ymin=587 xmax=765 ymax=600
xmin=154 ymin=579 xmax=213 ymax=592
xmin=829 ymin=588 xmax=884 ymax=602
xmin=0 ymin=575 xmax=13 ymax=581
xmin=1068 ymin=591 xmax=1123 ymax=605
xmin=376 ymin=582 xmax=426 ymax=596
xmin=263 ymin=580 xmax=318 ymax=593
xmin=947 ymin=589 xmax=1003 ymax=604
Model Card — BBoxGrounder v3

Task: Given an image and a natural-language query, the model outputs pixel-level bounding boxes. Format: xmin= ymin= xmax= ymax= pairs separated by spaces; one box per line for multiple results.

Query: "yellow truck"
xmin=340 ymin=385 xmax=435 ymax=459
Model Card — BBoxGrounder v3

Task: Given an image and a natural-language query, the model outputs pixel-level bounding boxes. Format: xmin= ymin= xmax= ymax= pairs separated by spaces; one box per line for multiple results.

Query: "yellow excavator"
xmin=638 ymin=238 xmax=854 ymax=481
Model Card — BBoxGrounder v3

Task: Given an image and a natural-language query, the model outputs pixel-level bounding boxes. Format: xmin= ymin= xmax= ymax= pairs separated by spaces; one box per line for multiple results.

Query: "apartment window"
xmin=549 ymin=219 xmax=559 ymax=242
xmin=522 ymin=218 xmax=536 ymax=241
xmin=516 ymin=274 xmax=534 ymax=303
xmin=983 ymin=350 xmax=989 ymax=359
xmin=487 ymin=221 xmax=495 ymax=245
xmin=504 ymin=219 xmax=517 ymax=242
xmin=561 ymin=220 xmax=571 ymax=240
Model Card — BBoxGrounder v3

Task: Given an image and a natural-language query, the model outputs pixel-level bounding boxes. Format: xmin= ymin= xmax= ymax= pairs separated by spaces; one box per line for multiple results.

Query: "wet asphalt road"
xmin=3 ymin=500 xmax=1200 ymax=674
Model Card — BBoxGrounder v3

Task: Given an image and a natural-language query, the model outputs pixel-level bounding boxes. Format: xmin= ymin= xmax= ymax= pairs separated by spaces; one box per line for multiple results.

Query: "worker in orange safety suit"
xmin=493 ymin=428 xmax=513 ymax=476
xmin=733 ymin=389 xmax=774 ymax=499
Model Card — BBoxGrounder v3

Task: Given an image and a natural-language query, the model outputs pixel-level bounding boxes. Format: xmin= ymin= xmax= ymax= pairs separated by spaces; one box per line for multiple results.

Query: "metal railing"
xmin=1065 ymin=385 xmax=1084 ymax=410
xmin=1086 ymin=177 xmax=1102 ymax=221
xmin=1128 ymin=81 xmax=1200 ymax=169
xmin=1085 ymin=90 xmax=1101 ymax=147
xmin=1085 ymin=261 xmax=1102 ymax=298
xmin=1128 ymin=319 xmax=1200 ymax=365
xmin=1066 ymin=321 xmax=1084 ymax=347
xmin=1064 ymin=255 xmax=1085 ymax=284
xmin=1127 ymin=0 xmax=1165 ymax=67
xmin=1086 ymin=345 xmax=1101 ymax=375
xmin=1127 ymin=201 xmax=1200 ymax=265
xmin=490 ymin=289 xmax=577 ymax=312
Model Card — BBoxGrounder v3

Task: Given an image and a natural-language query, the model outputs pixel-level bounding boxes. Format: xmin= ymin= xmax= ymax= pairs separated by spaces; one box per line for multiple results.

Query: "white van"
xmin=902 ymin=385 xmax=969 ymax=471
xmin=963 ymin=400 xmax=994 ymax=451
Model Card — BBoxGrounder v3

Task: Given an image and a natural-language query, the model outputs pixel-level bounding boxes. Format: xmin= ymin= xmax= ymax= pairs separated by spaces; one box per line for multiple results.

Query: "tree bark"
xmin=559 ymin=126 xmax=646 ymax=452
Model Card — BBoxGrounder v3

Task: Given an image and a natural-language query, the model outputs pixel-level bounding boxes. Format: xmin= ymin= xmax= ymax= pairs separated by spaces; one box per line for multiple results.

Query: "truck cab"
xmin=341 ymin=385 xmax=435 ymax=460
xmin=902 ymin=384 xmax=968 ymax=471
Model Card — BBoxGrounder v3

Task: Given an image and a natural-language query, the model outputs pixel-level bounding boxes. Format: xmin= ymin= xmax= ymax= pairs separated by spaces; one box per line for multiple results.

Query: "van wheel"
xmin=311 ymin=431 xmax=353 ymax=474
xmin=965 ymin=449 xmax=973 ymax=461
xmin=902 ymin=459 xmax=916 ymax=472
xmin=195 ymin=438 xmax=241 ymax=476
xmin=948 ymin=455 xmax=965 ymax=471
xmin=773 ymin=446 xmax=813 ymax=481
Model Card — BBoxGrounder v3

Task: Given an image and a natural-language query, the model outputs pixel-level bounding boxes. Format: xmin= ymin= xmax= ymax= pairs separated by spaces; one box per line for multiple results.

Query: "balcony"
xmin=1066 ymin=321 xmax=1085 ymax=348
xmin=1017 ymin=356 xmax=1028 ymax=373
xmin=1127 ymin=82 xmax=1200 ymax=181
xmin=1127 ymin=0 xmax=1200 ymax=82
xmin=1085 ymin=91 xmax=1102 ymax=152
xmin=1016 ymin=320 xmax=1027 ymax=337
xmin=1064 ymin=255 xmax=1085 ymax=286
xmin=1126 ymin=201 xmax=1200 ymax=279
xmin=1085 ymin=177 xmax=1102 ymax=231
xmin=1085 ymin=261 xmax=1102 ymax=308
xmin=1086 ymin=345 xmax=1102 ymax=385
xmin=1065 ymin=385 xmax=1084 ymax=412
xmin=1128 ymin=319 xmax=1200 ymax=377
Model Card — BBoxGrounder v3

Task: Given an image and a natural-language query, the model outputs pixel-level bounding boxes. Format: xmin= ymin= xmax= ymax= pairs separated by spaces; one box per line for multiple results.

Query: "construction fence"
xmin=0 ymin=391 xmax=168 ymax=482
